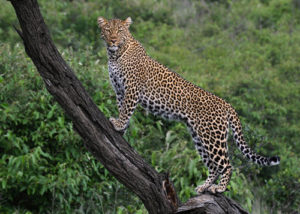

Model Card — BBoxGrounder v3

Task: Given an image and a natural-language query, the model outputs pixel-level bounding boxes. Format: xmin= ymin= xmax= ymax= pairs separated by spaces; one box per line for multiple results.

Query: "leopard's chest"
xmin=108 ymin=60 xmax=125 ymax=93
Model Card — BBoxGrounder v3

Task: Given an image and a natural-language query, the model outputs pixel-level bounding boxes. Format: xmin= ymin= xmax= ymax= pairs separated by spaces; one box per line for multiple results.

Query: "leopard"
xmin=97 ymin=16 xmax=280 ymax=194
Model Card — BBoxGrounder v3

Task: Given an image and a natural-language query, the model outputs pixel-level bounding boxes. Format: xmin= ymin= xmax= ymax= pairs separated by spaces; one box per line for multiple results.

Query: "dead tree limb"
xmin=9 ymin=0 xmax=249 ymax=213
xmin=177 ymin=192 xmax=249 ymax=214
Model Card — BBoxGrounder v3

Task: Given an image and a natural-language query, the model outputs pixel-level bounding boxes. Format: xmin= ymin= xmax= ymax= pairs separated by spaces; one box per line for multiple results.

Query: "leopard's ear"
xmin=97 ymin=16 xmax=107 ymax=28
xmin=124 ymin=17 xmax=132 ymax=28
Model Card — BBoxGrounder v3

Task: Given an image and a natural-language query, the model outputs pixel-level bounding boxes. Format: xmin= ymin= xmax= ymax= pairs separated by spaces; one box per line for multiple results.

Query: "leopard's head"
xmin=97 ymin=17 xmax=132 ymax=52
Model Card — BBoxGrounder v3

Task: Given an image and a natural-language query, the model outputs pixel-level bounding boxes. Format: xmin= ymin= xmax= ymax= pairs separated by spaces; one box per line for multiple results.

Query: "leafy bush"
xmin=1 ymin=0 xmax=300 ymax=213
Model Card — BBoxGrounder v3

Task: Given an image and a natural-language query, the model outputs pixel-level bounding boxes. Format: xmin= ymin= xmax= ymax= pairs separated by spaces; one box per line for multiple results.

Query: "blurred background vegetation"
xmin=0 ymin=0 xmax=300 ymax=213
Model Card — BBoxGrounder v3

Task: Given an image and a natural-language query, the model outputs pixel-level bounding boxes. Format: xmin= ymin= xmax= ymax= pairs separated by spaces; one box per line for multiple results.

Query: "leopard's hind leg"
xmin=193 ymin=118 xmax=232 ymax=194
xmin=192 ymin=135 xmax=220 ymax=193
xmin=195 ymin=166 xmax=219 ymax=193
xmin=207 ymin=163 xmax=232 ymax=193
xmin=206 ymin=121 xmax=232 ymax=193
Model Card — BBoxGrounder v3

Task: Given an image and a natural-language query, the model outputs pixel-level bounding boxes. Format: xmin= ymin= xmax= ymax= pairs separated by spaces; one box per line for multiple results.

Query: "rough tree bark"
xmin=9 ymin=0 xmax=249 ymax=213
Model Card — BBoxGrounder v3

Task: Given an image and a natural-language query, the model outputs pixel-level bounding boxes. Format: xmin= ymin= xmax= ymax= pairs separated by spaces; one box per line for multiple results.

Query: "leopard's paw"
xmin=109 ymin=117 xmax=126 ymax=132
xmin=195 ymin=185 xmax=208 ymax=194
xmin=207 ymin=184 xmax=226 ymax=193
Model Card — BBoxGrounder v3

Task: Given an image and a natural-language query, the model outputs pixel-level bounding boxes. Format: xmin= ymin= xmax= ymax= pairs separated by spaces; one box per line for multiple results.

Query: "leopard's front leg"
xmin=116 ymin=91 xmax=124 ymax=112
xmin=110 ymin=86 xmax=139 ymax=132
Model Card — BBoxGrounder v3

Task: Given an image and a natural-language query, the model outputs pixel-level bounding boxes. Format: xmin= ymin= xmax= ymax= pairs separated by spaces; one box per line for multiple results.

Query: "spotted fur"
xmin=97 ymin=17 xmax=280 ymax=193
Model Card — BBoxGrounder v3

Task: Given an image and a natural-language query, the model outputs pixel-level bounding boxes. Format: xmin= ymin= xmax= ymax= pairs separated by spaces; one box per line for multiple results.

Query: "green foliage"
xmin=1 ymin=0 xmax=300 ymax=213
xmin=0 ymin=44 xmax=142 ymax=213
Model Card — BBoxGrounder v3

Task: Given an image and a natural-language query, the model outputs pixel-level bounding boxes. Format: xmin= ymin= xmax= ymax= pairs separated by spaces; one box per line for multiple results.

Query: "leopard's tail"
xmin=228 ymin=106 xmax=280 ymax=166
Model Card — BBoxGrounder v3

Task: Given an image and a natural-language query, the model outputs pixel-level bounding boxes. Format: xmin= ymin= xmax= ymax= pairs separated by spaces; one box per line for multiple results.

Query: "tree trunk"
xmin=8 ymin=0 xmax=249 ymax=213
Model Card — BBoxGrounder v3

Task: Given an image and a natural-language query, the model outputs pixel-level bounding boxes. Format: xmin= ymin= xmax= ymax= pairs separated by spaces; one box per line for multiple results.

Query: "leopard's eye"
xmin=102 ymin=26 xmax=110 ymax=32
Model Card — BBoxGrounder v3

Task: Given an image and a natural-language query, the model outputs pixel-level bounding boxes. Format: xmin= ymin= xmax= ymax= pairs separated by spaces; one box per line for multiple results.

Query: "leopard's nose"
xmin=111 ymin=38 xmax=117 ymax=43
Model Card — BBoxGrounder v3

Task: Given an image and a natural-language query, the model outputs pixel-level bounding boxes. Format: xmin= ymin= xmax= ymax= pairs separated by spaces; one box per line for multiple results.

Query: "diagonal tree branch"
xmin=9 ymin=0 xmax=177 ymax=213
xmin=8 ymin=0 xmax=249 ymax=213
